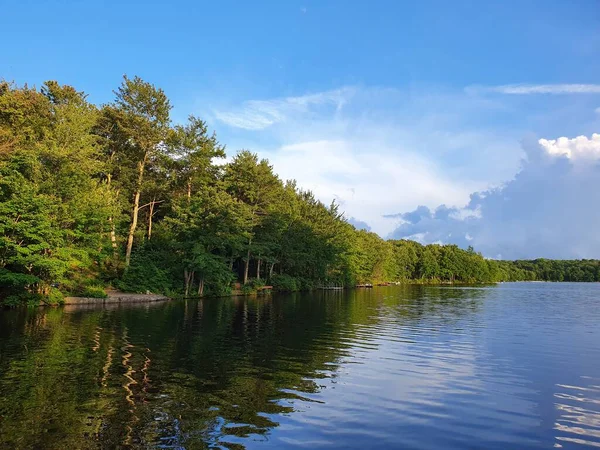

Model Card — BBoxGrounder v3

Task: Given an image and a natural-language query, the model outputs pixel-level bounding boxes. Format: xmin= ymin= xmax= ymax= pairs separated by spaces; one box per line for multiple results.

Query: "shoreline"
xmin=63 ymin=292 xmax=169 ymax=305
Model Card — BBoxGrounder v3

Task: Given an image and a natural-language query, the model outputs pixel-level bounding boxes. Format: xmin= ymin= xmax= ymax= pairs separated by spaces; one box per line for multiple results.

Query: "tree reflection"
xmin=0 ymin=286 xmax=486 ymax=449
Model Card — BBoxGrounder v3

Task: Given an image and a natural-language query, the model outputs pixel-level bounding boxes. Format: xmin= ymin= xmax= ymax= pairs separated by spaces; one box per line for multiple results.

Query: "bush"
xmin=203 ymin=282 xmax=232 ymax=297
xmin=3 ymin=294 xmax=26 ymax=307
xmin=271 ymin=274 xmax=299 ymax=292
xmin=298 ymin=277 xmax=315 ymax=291
xmin=116 ymin=253 xmax=172 ymax=294
xmin=46 ymin=288 xmax=64 ymax=305
xmin=203 ymin=263 xmax=235 ymax=297
xmin=1 ymin=292 xmax=45 ymax=307
xmin=249 ymin=278 xmax=266 ymax=289
xmin=240 ymin=284 xmax=255 ymax=294
xmin=80 ymin=286 xmax=107 ymax=298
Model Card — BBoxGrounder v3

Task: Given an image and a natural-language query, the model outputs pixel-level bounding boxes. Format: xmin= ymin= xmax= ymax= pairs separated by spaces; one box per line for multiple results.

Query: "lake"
xmin=1 ymin=283 xmax=599 ymax=449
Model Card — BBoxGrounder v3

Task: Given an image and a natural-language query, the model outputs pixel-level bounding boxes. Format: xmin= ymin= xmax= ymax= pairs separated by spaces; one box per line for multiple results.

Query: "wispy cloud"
xmin=467 ymin=84 xmax=600 ymax=95
xmin=214 ymin=88 xmax=354 ymax=130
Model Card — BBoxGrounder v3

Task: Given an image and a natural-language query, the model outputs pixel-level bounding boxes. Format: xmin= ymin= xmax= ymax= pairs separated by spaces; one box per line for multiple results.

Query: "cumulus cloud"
xmin=263 ymin=139 xmax=477 ymax=236
xmin=467 ymin=84 xmax=600 ymax=95
xmin=538 ymin=135 xmax=600 ymax=160
xmin=389 ymin=134 xmax=600 ymax=259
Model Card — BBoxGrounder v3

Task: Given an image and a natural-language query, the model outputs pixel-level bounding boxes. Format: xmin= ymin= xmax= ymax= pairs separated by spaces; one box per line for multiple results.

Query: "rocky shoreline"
xmin=63 ymin=292 xmax=169 ymax=305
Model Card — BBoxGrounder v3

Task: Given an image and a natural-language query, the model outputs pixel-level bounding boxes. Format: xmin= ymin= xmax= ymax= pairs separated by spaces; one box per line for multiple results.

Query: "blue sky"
xmin=4 ymin=1 xmax=599 ymax=106
xmin=3 ymin=0 xmax=600 ymax=257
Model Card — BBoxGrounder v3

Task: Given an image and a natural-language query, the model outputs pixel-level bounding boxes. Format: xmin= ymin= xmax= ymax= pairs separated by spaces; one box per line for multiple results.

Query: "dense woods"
xmin=1 ymin=78 xmax=598 ymax=305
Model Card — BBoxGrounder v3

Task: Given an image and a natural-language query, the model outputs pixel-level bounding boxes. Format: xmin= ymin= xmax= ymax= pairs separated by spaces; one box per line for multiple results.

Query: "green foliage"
xmin=79 ymin=286 xmax=107 ymax=299
xmin=249 ymin=278 xmax=266 ymax=289
xmin=240 ymin=284 xmax=256 ymax=295
xmin=46 ymin=288 xmax=64 ymax=305
xmin=115 ymin=253 xmax=172 ymax=294
xmin=3 ymin=293 xmax=43 ymax=307
xmin=271 ymin=274 xmax=300 ymax=292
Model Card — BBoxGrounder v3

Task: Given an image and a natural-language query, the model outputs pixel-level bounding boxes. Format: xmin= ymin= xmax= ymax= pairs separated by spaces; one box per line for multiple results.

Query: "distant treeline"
xmin=369 ymin=241 xmax=600 ymax=284
xmin=0 ymin=78 xmax=598 ymax=305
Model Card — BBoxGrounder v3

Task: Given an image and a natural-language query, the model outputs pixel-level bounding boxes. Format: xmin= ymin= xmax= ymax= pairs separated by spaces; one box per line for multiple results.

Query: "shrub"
xmin=46 ymin=288 xmax=65 ymax=305
xmin=240 ymin=284 xmax=255 ymax=295
xmin=202 ymin=263 xmax=235 ymax=297
xmin=249 ymin=278 xmax=266 ymax=289
xmin=116 ymin=253 xmax=172 ymax=294
xmin=80 ymin=286 xmax=107 ymax=298
xmin=2 ymin=292 xmax=44 ymax=307
xmin=3 ymin=294 xmax=26 ymax=307
xmin=298 ymin=277 xmax=315 ymax=291
xmin=271 ymin=274 xmax=299 ymax=292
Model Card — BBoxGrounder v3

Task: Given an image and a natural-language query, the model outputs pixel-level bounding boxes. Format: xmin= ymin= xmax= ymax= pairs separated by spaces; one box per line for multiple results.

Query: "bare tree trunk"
xmin=184 ymin=270 xmax=195 ymax=297
xmin=187 ymin=180 xmax=192 ymax=200
xmin=197 ymin=277 xmax=204 ymax=296
xmin=243 ymin=249 xmax=250 ymax=285
xmin=125 ymin=190 xmax=140 ymax=268
xmin=268 ymin=262 xmax=275 ymax=279
xmin=109 ymin=216 xmax=118 ymax=251
xmin=256 ymin=258 xmax=262 ymax=280
xmin=184 ymin=270 xmax=190 ymax=297
xmin=125 ymin=156 xmax=147 ymax=268
xmin=107 ymin=176 xmax=118 ymax=258
xmin=147 ymin=198 xmax=155 ymax=240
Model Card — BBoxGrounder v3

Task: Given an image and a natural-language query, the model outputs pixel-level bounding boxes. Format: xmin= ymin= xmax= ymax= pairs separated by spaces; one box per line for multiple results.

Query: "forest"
xmin=1 ymin=77 xmax=599 ymax=305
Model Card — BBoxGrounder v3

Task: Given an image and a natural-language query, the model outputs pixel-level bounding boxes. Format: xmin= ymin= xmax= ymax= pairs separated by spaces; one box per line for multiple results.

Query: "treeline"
xmin=508 ymin=259 xmax=600 ymax=282
xmin=0 ymin=78 xmax=598 ymax=305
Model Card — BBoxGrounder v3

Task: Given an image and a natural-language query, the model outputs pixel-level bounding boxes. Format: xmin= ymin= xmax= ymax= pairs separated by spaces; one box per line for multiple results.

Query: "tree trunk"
xmin=125 ymin=190 xmax=140 ymax=268
xmin=107 ymin=177 xmax=118 ymax=258
xmin=268 ymin=262 xmax=275 ymax=279
xmin=184 ymin=270 xmax=190 ymax=297
xmin=109 ymin=216 xmax=118 ymax=252
xmin=243 ymin=249 xmax=250 ymax=285
xmin=197 ymin=277 xmax=204 ymax=296
xmin=147 ymin=198 xmax=155 ymax=240
xmin=256 ymin=258 xmax=262 ymax=280
xmin=187 ymin=180 xmax=192 ymax=200
xmin=184 ymin=269 xmax=195 ymax=297
xmin=125 ymin=156 xmax=147 ymax=268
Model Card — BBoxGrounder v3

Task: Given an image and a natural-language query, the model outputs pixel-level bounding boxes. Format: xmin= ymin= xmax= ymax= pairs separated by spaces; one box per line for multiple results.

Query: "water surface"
xmin=1 ymin=283 xmax=599 ymax=449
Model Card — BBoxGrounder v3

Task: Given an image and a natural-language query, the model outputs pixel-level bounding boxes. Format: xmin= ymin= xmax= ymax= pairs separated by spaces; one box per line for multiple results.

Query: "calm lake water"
xmin=1 ymin=283 xmax=599 ymax=449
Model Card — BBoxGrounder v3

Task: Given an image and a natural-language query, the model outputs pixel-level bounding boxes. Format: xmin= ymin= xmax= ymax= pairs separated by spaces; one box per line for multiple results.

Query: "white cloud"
xmin=214 ymin=88 xmax=354 ymax=130
xmin=262 ymin=139 xmax=476 ymax=236
xmin=538 ymin=133 xmax=600 ymax=160
xmin=467 ymin=84 xmax=600 ymax=95
xmin=209 ymin=83 xmax=598 ymax=255
xmin=389 ymin=134 xmax=600 ymax=259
